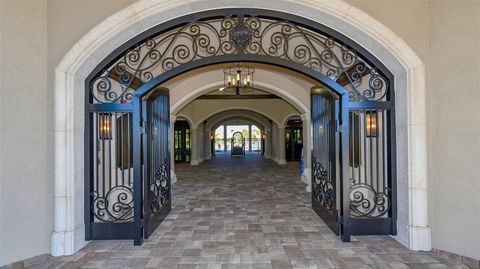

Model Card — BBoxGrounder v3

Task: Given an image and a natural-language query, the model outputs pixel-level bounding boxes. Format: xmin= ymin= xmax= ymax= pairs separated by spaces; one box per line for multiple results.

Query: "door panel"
xmin=311 ymin=92 xmax=340 ymax=235
xmin=144 ymin=91 xmax=171 ymax=238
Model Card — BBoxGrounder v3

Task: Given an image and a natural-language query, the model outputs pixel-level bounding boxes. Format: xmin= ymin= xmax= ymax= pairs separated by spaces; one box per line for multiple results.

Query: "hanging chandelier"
xmin=219 ymin=64 xmax=255 ymax=95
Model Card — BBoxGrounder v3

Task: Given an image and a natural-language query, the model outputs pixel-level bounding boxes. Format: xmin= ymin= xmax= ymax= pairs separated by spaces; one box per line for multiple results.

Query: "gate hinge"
xmin=335 ymin=120 xmax=343 ymax=133
xmin=140 ymin=121 xmax=146 ymax=134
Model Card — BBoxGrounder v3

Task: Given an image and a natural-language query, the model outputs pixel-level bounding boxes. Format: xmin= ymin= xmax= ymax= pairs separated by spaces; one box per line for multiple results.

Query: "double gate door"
xmin=89 ymin=87 xmax=392 ymax=244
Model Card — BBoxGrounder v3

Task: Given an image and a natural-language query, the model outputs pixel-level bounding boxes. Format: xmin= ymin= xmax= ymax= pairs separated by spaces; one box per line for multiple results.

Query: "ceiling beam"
xmin=336 ymin=63 xmax=370 ymax=86
xmin=197 ymin=94 xmax=280 ymax=99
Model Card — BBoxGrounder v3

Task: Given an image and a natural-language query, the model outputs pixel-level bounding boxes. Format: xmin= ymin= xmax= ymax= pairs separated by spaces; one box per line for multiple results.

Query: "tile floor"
xmin=27 ymin=155 xmax=465 ymax=268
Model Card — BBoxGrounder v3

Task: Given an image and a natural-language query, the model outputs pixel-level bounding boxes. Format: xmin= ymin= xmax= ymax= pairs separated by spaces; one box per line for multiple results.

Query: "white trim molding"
xmin=53 ymin=0 xmax=430 ymax=256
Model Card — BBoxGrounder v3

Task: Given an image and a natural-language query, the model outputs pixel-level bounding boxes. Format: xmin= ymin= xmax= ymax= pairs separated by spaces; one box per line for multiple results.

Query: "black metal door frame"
xmin=85 ymin=8 xmax=396 ymax=245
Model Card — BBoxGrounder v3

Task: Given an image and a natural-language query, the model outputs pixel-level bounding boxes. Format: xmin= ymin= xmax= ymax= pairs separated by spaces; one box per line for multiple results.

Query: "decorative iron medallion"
xmin=150 ymin=160 xmax=169 ymax=214
xmin=230 ymin=22 xmax=252 ymax=48
xmin=312 ymin=161 xmax=334 ymax=210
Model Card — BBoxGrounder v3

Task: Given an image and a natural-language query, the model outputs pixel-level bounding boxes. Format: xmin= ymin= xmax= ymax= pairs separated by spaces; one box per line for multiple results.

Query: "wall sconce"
xmin=366 ymin=111 xmax=377 ymax=137
xmin=99 ymin=112 xmax=112 ymax=140
xmin=262 ymin=132 xmax=267 ymax=139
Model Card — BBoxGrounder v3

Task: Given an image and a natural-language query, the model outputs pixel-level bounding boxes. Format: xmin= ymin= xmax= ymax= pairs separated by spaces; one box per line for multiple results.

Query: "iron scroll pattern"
xmin=349 ymin=180 xmax=391 ymax=218
xmin=149 ymin=160 xmax=169 ymax=215
xmin=312 ymin=161 xmax=334 ymax=210
xmin=92 ymin=186 xmax=134 ymax=222
xmin=91 ymin=16 xmax=388 ymax=104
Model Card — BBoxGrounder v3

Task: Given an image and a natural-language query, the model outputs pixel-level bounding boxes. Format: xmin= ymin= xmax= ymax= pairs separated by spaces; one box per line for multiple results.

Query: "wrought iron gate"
xmin=85 ymin=8 xmax=396 ymax=245
xmin=143 ymin=89 xmax=171 ymax=238
xmin=311 ymin=88 xmax=351 ymax=241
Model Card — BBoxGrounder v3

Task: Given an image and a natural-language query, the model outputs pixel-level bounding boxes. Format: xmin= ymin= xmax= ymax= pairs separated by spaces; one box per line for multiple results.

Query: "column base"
xmin=51 ymin=225 xmax=88 ymax=256
xmin=301 ymin=168 xmax=312 ymax=192
xmin=277 ymin=159 xmax=286 ymax=165
xmin=190 ymin=160 xmax=199 ymax=165
xmin=408 ymin=225 xmax=432 ymax=251
xmin=302 ymin=168 xmax=311 ymax=192
xmin=171 ymin=170 xmax=177 ymax=184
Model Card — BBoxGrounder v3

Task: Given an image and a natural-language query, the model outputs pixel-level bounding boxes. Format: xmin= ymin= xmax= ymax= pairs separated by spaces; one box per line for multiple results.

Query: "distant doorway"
xmin=174 ymin=120 xmax=191 ymax=163
xmin=285 ymin=119 xmax=303 ymax=162
xmin=213 ymin=124 xmax=263 ymax=155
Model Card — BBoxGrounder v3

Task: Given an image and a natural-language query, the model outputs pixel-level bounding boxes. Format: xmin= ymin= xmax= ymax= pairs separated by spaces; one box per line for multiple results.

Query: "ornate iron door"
xmin=143 ymin=90 xmax=171 ymax=238
xmin=311 ymin=90 xmax=346 ymax=238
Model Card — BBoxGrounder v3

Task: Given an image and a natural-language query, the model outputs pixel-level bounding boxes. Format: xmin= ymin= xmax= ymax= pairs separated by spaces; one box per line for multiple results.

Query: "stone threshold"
xmin=0 ymin=254 xmax=51 ymax=269
xmin=431 ymin=248 xmax=480 ymax=268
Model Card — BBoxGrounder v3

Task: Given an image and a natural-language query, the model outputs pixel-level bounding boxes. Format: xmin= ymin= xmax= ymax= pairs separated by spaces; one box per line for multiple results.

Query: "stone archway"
xmin=53 ymin=0 xmax=429 ymax=256
xmin=206 ymin=110 xmax=275 ymax=161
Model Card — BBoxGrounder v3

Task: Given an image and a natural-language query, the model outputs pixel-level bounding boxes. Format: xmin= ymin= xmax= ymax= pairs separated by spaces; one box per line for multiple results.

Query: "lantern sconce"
xmin=99 ymin=112 xmax=112 ymax=140
xmin=366 ymin=111 xmax=377 ymax=137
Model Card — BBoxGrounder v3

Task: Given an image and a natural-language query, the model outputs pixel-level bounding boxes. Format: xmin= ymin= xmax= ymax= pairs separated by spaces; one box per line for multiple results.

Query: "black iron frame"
xmin=85 ymin=8 xmax=396 ymax=245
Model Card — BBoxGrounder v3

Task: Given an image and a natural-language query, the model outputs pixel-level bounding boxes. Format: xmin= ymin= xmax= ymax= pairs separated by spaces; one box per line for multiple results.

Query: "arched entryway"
xmin=54 ymin=0 xmax=430 ymax=254
xmin=86 ymin=8 xmax=392 ymax=246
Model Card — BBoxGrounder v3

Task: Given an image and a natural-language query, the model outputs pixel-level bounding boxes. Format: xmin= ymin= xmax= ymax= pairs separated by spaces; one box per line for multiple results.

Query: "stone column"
xmin=205 ymin=128 xmax=212 ymax=160
xmin=190 ymin=126 xmax=199 ymax=165
xmin=198 ymin=123 xmax=205 ymax=163
xmin=277 ymin=126 xmax=287 ymax=165
xmin=301 ymin=113 xmax=311 ymax=191
xmin=248 ymin=124 xmax=252 ymax=152
xmin=264 ymin=127 xmax=271 ymax=159
xmin=223 ymin=125 xmax=227 ymax=152
xmin=170 ymin=115 xmax=177 ymax=184
xmin=271 ymin=124 xmax=278 ymax=162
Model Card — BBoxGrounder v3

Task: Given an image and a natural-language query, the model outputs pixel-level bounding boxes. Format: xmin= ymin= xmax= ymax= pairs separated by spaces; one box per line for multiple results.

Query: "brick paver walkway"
xmin=27 ymin=155 xmax=461 ymax=268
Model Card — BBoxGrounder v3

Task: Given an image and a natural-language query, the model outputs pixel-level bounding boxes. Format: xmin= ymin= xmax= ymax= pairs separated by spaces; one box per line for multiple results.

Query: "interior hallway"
xmin=27 ymin=156 xmax=460 ymax=269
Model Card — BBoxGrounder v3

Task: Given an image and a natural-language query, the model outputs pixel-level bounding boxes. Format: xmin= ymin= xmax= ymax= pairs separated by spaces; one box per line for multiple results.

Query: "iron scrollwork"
xmin=92 ymin=185 xmax=134 ymax=222
xmin=349 ymin=181 xmax=390 ymax=218
xmin=150 ymin=160 xmax=169 ymax=214
xmin=91 ymin=16 xmax=389 ymax=104
xmin=312 ymin=161 xmax=334 ymax=210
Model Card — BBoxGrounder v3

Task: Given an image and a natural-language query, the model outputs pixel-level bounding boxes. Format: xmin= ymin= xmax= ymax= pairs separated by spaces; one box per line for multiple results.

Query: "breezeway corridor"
xmin=27 ymin=156 xmax=458 ymax=269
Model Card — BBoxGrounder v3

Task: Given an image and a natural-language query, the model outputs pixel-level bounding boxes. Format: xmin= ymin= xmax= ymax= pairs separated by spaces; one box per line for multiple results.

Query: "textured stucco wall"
xmin=0 ymin=0 xmax=50 ymax=265
xmin=0 ymin=0 xmax=135 ymax=266
xmin=427 ymin=0 xmax=480 ymax=260
xmin=1 ymin=0 xmax=480 ymax=265
xmin=348 ymin=0 xmax=480 ymax=260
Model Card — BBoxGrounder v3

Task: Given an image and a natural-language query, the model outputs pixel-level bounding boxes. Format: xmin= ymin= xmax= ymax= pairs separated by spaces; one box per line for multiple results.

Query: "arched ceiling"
xmin=162 ymin=63 xmax=324 ymax=115
xmin=206 ymin=109 xmax=272 ymax=131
